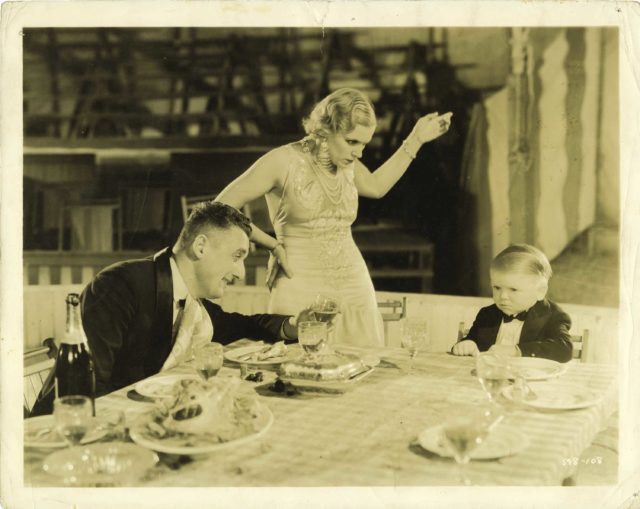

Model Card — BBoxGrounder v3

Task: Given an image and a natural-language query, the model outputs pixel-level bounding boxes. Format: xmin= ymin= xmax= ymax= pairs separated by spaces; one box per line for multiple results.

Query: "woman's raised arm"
xmin=354 ymin=112 xmax=452 ymax=199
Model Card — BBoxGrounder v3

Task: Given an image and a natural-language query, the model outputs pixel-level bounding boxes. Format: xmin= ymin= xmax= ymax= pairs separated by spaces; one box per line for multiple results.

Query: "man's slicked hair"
xmin=178 ymin=201 xmax=251 ymax=246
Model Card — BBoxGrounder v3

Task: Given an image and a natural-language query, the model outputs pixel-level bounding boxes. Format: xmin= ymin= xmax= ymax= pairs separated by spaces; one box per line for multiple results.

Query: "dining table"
xmin=24 ymin=342 xmax=618 ymax=487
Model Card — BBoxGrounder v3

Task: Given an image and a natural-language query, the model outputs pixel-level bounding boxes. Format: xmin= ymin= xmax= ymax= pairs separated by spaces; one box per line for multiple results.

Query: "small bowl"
xmin=42 ymin=442 xmax=158 ymax=486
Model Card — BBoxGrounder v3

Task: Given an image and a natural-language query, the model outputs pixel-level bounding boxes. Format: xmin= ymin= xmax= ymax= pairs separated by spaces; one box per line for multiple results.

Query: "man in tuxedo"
xmin=452 ymin=244 xmax=573 ymax=363
xmin=31 ymin=202 xmax=302 ymax=415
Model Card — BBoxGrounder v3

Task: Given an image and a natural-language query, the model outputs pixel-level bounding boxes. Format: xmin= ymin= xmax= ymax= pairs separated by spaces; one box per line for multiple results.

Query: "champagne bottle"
xmin=53 ymin=293 xmax=96 ymax=415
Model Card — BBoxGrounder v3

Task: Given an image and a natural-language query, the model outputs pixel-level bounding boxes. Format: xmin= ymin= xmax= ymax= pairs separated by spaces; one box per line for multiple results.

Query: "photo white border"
xmin=2 ymin=1 xmax=639 ymax=508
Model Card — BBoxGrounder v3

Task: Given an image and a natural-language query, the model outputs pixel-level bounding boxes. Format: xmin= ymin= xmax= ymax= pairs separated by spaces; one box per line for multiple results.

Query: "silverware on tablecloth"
xmin=127 ymin=389 xmax=155 ymax=403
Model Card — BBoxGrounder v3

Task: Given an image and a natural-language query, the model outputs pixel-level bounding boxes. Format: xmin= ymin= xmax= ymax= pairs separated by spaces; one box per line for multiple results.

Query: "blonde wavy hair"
xmin=302 ymin=88 xmax=376 ymax=146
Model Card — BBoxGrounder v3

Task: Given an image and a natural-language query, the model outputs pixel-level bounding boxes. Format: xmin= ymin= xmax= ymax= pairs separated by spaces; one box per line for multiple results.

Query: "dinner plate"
xmin=134 ymin=373 xmax=201 ymax=399
xmin=417 ymin=425 xmax=529 ymax=460
xmin=279 ymin=366 xmax=375 ymax=393
xmin=128 ymin=402 xmax=274 ymax=455
xmin=24 ymin=415 xmax=108 ymax=449
xmin=225 ymin=343 xmax=302 ymax=366
xmin=507 ymin=357 xmax=568 ymax=381
xmin=502 ymin=382 xmax=602 ymax=410
xmin=42 ymin=442 xmax=158 ymax=486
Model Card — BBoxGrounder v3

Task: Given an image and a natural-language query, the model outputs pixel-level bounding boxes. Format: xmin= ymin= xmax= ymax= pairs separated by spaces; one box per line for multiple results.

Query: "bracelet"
xmin=401 ymin=139 xmax=418 ymax=160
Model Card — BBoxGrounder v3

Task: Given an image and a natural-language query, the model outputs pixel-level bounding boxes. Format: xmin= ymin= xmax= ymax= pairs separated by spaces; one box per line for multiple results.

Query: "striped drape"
xmin=460 ymin=27 xmax=617 ymax=295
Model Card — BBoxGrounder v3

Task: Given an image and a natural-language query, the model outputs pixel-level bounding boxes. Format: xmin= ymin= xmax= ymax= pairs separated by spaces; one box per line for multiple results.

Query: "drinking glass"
xmin=441 ymin=404 xmax=503 ymax=485
xmin=400 ymin=317 xmax=428 ymax=373
xmin=475 ymin=353 xmax=512 ymax=404
xmin=298 ymin=321 xmax=328 ymax=361
xmin=54 ymin=395 xmax=92 ymax=447
xmin=193 ymin=343 xmax=224 ymax=382
xmin=311 ymin=294 xmax=340 ymax=348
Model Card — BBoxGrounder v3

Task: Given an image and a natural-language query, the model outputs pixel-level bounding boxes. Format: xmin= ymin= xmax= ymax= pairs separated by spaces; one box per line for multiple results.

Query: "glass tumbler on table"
xmin=298 ymin=321 xmax=328 ymax=361
xmin=193 ymin=343 xmax=224 ymax=382
xmin=54 ymin=395 xmax=93 ymax=447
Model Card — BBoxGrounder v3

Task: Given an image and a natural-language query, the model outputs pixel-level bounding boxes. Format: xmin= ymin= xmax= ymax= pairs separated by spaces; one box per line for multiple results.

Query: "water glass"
xmin=442 ymin=404 xmax=503 ymax=485
xmin=194 ymin=343 xmax=224 ymax=382
xmin=298 ymin=321 xmax=328 ymax=360
xmin=400 ymin=317 xmax=428 ymax=372
xmin=475 ymin=353 xmax=512 ymax=403
xmin=54 ymin=395 xmax=92 ymax=447
xmin=311 ymin=294 xmax=340 ymax=325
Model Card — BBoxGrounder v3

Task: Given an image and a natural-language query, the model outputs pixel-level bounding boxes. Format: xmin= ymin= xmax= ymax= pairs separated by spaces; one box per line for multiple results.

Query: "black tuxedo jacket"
xmin=30 ymin=248 xmax=288 ymax=415
xmin=462 ymin=299 xmax=573 ymax=363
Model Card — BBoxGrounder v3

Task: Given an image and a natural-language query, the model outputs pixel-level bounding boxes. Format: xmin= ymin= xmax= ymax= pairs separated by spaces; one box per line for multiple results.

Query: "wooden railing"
xmin=23 ymin=285 xmax=618 ymax=364
xmin=23 ymin=250 xmax=268 ymax=286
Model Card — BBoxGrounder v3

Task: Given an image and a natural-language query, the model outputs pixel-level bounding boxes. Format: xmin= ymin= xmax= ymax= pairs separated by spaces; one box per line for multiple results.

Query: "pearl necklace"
xmin=301 ymin=140 xmax=344 ymax=206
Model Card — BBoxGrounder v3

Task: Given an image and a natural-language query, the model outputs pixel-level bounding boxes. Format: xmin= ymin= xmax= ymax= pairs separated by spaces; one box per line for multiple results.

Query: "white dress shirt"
xmin=169 ymin=256 xmax=213 ymax=334
xmin=495 ymin=318 xmax=525 ymax=347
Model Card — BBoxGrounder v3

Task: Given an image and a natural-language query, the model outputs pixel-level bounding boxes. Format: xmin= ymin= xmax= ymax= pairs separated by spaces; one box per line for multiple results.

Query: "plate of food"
xmin=134 ymin=373 xmax=201 ymax=399
xmin=224 ymin=341 xmax=299 ymax=366
xmin=507 ymin=357 xmax=568 ymax=381
xmin=502 ymin=382 xmax=602 ymax=410
xmin=417 ymin=425 xmax=530 ymax=460
xmin=129 ymin=377 xmax=273 ymax=455
xmin=25 ymin=415 xmax=108 ymax=449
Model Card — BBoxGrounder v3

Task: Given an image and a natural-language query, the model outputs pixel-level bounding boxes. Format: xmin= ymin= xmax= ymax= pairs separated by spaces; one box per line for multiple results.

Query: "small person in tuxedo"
xmin=451 ymin=244 xmax=573 ymax=362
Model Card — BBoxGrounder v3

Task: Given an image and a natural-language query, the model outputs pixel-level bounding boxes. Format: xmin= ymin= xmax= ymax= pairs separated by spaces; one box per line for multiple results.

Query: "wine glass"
xmin=193 ymin=343 xmax=224 ymax=382
xmin=475 ymin=352 xmax=512 ymax=404
xmin=400 ymin=317 xmax=428 ymax=373
xmin=311 ymin=294 xmax=340 ymax=349
xmin=441 ymin=404 xmax=503 ymax=485
xmin=54 ymin=395 xmax=92 ymax=447
xmin=298 ymin=321 xmax=328 ymax=362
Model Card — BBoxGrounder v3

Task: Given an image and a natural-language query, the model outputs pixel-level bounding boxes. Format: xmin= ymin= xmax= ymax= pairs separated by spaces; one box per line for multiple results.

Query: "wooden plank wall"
xmin=24 ymin=285 xmax=618 ymax=364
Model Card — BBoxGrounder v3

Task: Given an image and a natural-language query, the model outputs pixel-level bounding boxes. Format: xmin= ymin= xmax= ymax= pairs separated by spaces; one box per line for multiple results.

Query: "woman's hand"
xmin=411 ymin=111 xmax=453 ymax=144
xmin=265 ymin=243 xmax=293 ymax=290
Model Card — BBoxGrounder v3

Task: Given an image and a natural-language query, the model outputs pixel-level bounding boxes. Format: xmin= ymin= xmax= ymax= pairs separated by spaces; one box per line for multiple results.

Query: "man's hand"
xmin=282 ymin=307 xmax=316 ymax=339
xmin=488 ymin=344 xmax=521 ymax=357
xmin=451 ymin=340 xmax=480 ymax=357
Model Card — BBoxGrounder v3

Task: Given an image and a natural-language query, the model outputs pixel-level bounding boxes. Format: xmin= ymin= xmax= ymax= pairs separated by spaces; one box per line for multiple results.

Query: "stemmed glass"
xmin=298 ymin=321 xmax=328 ymax=362
xmin=311 ymin=294 xmax=340 ymax=350
xmin=54 ymin=395 xmax=92 ymax=447
xmin=441 ymin=404 xmax=504 ymax=485
xmin=475 ymin=352 xmax=512 ymax=405
xmin=400 ymin=317 xmax=428 ymax=373
xmin=193 ymin=343 xmax=224 ymax=383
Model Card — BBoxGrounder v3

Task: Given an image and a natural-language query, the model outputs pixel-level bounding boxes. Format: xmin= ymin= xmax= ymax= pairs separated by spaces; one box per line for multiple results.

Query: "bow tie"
xmin=502 ymin=310 xmax=528 ymax=323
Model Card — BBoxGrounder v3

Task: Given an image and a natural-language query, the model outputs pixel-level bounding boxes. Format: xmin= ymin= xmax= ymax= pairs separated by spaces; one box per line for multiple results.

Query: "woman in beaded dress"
xmin=215 ymin=88 xmax=452 ymax=347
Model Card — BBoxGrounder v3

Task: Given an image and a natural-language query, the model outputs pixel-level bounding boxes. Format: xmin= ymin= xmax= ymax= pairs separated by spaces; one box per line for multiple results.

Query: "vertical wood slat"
xmin=37 ymin=266 xmax=51 ymax=285
xmin=60 ymin=266 xmax=73 ymax=284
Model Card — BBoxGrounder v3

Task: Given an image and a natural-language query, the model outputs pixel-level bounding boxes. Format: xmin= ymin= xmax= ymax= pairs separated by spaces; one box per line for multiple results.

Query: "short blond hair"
xmin=491 ymin=244 xmax=552 ymax=281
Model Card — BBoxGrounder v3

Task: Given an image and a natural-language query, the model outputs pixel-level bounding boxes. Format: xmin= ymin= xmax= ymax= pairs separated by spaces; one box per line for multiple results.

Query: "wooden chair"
xmin=378 ymin=297 xmax=407 ymax=346
xmin=24 ymin=338 xmax=58 ymax=416
xmin=570 ymin=329 xmax=590 ymax=362
xmin=457 ymin=321 xmax=470 ymax=341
